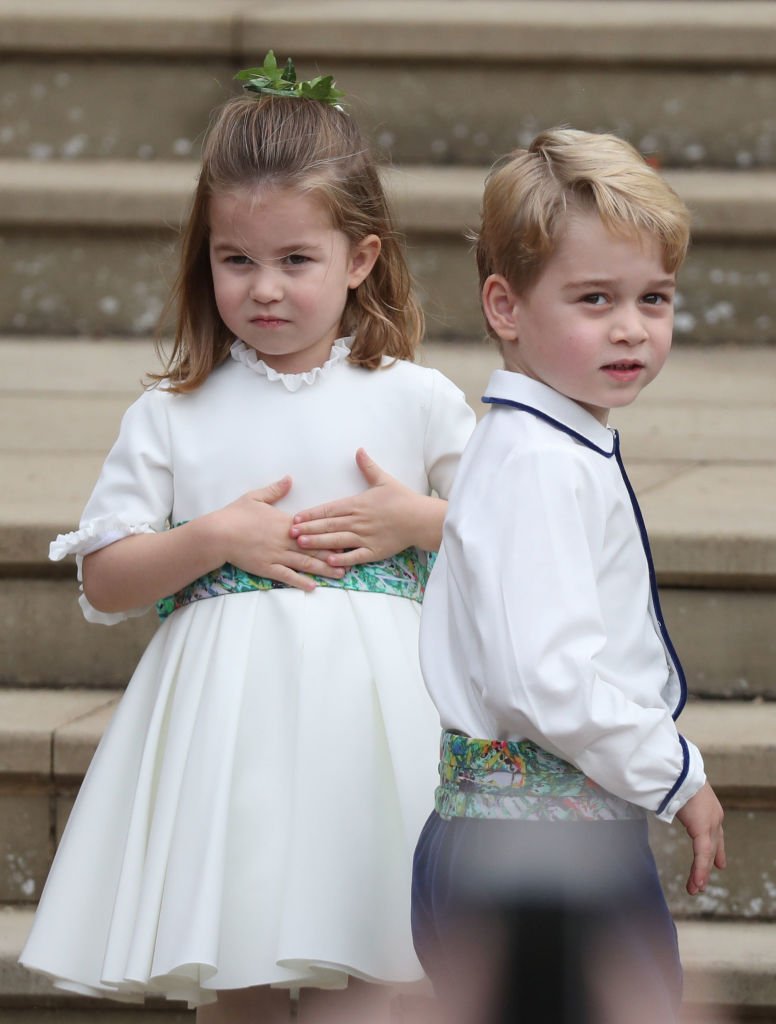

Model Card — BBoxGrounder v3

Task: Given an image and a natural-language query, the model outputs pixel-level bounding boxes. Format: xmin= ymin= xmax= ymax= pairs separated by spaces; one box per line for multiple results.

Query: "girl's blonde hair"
xmin=475 ymin=128 xmax=691 ymax=339
xmin=152 ymin=94 xmax=423 ymax=392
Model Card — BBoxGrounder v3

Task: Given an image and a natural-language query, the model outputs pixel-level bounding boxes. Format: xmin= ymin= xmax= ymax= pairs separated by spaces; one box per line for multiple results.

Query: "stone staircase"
xmin=1 ymin=2 xmax=776 ymax=1021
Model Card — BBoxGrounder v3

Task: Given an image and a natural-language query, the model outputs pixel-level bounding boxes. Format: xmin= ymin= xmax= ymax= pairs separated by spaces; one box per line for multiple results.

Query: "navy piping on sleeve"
xmin=482 ymin=397 xmax=688 ymax=722
xmin=612 ymin=432 xmax=688 ymax=720
xmin=657 ymin=735 xmax=691 ymax=816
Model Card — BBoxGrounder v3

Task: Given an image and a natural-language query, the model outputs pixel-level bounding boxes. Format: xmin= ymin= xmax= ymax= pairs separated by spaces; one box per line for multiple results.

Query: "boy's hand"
xmin=290 ymin=449 xmax=426 ymax=565
xmin=675 ymin=782 xmax=726 ymax=895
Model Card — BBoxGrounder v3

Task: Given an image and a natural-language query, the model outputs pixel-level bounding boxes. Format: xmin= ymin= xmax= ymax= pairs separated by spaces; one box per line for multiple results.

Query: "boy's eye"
xmin=643 ymin=292 xmax=671 ymax=306
xmin=581 ymin=293 xmax=607 ymax=306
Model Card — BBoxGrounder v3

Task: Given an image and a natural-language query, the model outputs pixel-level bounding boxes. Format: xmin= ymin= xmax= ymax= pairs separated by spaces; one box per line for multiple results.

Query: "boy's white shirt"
xmin=420 ymin=369 xmax=706 ymax=823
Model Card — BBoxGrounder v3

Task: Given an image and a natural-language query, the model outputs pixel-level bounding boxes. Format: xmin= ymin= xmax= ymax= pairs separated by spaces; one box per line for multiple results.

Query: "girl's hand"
xmin=213 ymin=477 xmax=345 ymax=592
xmin=290 ymin=448 xmax=447 ymax=566
xmin=675 ymin=782 xmax=726 ymax=895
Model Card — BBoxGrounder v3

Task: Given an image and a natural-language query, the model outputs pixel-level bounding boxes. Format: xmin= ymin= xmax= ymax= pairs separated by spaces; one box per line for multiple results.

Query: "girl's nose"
xmin=248 ymin=266 xmax=283 ymax=303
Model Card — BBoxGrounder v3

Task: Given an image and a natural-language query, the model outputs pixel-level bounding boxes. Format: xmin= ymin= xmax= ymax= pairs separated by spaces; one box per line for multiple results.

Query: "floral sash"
xmin=156 ymin=546 xmax=434 ymax=621
xmin=436 ymin=731 xmax=644 ymax=822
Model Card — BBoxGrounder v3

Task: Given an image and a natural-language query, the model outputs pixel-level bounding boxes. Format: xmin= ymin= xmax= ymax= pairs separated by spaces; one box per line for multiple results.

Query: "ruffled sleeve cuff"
xmin=50 ymin=516 xmax=156 ymax=626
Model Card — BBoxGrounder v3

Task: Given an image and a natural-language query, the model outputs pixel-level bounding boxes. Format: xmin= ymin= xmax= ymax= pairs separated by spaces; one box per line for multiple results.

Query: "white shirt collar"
xmin=482 ymin=369 xmax=616 ymax=456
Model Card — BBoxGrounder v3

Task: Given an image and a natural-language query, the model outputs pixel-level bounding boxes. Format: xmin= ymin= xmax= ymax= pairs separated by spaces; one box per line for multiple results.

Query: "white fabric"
xmin=420 ymin=370 xmax=706 ymax=825
xmin=21 ymin=341 xmax=475 ymax=1006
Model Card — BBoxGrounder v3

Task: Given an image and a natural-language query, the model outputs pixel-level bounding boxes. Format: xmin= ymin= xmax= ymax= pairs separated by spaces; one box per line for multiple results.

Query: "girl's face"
xmin=209 ymin=186 xmax=379 ymax=374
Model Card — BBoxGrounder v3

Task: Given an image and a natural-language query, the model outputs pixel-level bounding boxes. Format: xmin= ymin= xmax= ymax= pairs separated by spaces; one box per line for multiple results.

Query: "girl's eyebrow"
xmin=210 ymin=239 xmax=322 ymax=255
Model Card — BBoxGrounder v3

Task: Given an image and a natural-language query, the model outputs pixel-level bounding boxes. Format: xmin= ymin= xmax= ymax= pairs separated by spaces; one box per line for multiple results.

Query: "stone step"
xmin=0 ymin=687 xmax=774 ymax=922
xmin=1 ymin=910 xmax=775 ymax=1022
xmin=2 ymin=339 xmax=776 ymax=696
xmin=1 ymin=1 xmax=776 ymax=169
xmin=1 ymin=161 xmax=776 ymax=342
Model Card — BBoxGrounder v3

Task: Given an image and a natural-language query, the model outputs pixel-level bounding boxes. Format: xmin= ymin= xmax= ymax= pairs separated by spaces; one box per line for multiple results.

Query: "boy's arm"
xmin=443 ymin=443 xmax=705 ymax=820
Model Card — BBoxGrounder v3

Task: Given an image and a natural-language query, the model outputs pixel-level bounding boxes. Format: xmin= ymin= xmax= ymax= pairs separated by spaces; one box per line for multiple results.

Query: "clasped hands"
xmin=219 ymin=449 xmax=425 ymax=592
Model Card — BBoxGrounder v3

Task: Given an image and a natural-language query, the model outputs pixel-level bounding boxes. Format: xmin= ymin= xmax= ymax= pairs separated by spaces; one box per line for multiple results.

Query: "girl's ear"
xmin=348 ymin=234 xmax=381 ymax=289
xmin=481 ymin=274 xmax=520 ymax=342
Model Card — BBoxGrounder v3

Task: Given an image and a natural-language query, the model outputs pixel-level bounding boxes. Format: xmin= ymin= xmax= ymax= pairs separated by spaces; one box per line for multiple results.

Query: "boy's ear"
xmin=481 ymin=274 xmax=520 ymax=341
xmin=348 ymin=234 xmax=381 ymax=288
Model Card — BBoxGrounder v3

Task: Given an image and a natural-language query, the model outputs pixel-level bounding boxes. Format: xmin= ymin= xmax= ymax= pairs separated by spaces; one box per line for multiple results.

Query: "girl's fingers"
xmin=292 ymin=503 xmax=346 ymax=527
xmin=297 ymin=531 xmax=357 ymax=550
xmin=291 ymin=518 xmax=344 ymax=537
xmin=326 ymin=547 xmax=373 ymax=568
xmin=287 ymin=552 xmax=345 ymax=579
xmin=271 ymin=565 xmax=318 ymax=592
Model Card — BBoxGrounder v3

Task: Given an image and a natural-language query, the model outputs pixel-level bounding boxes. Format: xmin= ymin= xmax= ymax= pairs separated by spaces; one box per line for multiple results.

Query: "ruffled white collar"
xmin=229 ymin=337 xmax=352 ymax=392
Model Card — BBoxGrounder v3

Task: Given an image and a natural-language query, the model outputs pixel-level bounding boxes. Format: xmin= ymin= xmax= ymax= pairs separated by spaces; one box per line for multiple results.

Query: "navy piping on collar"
xmin=482 ymin=397 xmax=615 ymax=457
xmin=485 ymin=394 xmax=691 ymax=806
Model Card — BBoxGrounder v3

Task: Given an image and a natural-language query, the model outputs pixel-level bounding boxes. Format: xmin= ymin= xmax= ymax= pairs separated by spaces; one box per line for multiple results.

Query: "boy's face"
xmin=483 ymin=211 xmax=676 ymax=424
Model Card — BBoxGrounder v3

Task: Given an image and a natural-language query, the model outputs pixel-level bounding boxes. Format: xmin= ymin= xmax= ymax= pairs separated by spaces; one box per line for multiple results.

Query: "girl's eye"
xmin=284 ymin=253 xmax=310 ymax=266
xmin=226 ymin=254 xmax=252 ymax=266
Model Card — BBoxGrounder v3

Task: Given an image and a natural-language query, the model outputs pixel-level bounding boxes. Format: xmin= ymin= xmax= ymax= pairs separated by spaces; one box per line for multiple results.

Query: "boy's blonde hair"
xmin=153 ymin=95 xmax=423 ymax=392
xmin=476 ymin=128 xmax=691 ymax=339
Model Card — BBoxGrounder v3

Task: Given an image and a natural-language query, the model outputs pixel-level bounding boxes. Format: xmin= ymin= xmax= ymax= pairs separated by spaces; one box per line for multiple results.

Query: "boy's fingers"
xmin=714 ymin=832 xmax=727 ymax=870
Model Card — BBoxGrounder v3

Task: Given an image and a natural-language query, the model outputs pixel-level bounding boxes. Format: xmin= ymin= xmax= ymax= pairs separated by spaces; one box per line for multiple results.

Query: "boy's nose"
xmin=610 ymin=311 xmax=648 ymax=345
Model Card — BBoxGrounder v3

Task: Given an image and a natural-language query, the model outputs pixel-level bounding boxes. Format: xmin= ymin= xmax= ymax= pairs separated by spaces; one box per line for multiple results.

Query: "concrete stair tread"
xmin=1 ymin=903 xmax=774 ymax=1012
xmin=2 ymin=339 xmax=776 ymax=583
xmin=3 ymin=0 xmax=776 ymax=63
xmin=0 ymin=689 xmax=118 ymax=778
xmin=0 ymin=688 xmax=772 ymax=791
xmin=2 ymin=160 xmax=776 ymax=238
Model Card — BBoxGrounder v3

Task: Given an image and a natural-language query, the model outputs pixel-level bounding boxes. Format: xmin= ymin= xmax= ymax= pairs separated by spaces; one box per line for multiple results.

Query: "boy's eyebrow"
xmin=564 ymin=276 xmax=676 ymax=290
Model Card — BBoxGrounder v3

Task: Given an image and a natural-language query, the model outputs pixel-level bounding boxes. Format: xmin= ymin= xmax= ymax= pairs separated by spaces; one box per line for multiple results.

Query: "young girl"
xmin=20 ymin=57 xmax=475 ymax=1023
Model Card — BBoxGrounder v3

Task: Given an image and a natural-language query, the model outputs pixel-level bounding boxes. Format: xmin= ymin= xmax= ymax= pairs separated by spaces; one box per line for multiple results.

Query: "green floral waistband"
xmin=435 ymin=731 xmax=644 ymax=823
xmin=156 ymin=544 xmax=434 ymax=621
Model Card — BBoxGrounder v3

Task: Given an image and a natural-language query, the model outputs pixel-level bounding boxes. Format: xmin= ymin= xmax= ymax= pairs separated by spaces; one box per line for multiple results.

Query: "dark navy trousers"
xmin=412 ymin=812 xmax=683 ymax=1024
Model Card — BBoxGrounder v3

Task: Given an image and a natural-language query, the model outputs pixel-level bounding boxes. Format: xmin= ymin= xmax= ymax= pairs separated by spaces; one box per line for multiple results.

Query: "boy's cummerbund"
xmin=435 ymin=730 xmax=644 ymax=822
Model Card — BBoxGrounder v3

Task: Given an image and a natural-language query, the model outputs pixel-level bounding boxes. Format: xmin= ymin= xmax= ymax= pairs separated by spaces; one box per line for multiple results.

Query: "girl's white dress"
xmin=20 ymin=339 xmax=475 ymax=1007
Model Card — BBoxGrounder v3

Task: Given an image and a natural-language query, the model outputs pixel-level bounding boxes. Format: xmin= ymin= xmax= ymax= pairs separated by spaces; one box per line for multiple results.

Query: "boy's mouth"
xmin=601 ymin=361 xmax=645 ymax=381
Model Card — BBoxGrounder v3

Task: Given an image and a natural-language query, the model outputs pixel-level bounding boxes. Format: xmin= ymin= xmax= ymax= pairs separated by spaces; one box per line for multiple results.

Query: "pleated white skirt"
xmin=20 ymin=588 xmax=440 ymax=1007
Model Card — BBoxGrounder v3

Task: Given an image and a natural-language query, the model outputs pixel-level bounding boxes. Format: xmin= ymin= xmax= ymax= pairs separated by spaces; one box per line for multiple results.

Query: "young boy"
xmin=412 ymin=129 xmax=726 ymax=1021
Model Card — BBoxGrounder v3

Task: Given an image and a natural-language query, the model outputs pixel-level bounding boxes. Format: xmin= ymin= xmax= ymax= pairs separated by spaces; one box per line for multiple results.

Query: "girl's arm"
xmin=290 ymin=448 xmax=446 ymax=565
xmin=83 ymin=477 xmax=345 ymax=613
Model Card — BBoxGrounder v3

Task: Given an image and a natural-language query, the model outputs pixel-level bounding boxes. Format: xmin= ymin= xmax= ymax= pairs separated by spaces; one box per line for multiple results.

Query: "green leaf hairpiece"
xmin=235 ymin=51 xmax=345 ymax=108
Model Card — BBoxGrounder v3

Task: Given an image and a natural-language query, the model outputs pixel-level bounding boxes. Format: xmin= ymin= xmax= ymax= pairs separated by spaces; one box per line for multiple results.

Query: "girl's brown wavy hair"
xmin=151 ymin=94 xmax=423 ymax=392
